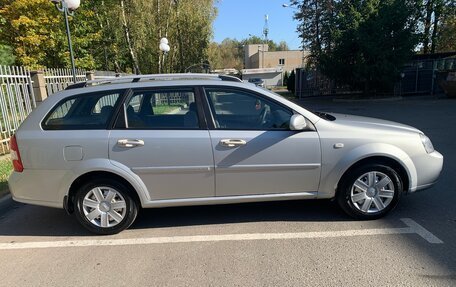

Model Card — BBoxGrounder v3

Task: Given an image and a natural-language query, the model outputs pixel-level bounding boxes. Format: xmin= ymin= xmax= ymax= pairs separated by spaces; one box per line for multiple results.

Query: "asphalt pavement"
xmin=0 ymin=96 xmax=455 ymax=286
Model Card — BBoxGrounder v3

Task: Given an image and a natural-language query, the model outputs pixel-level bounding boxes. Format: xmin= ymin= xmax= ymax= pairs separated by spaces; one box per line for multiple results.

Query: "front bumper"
xmin=409 ymin=150 xmax=443 ymax=193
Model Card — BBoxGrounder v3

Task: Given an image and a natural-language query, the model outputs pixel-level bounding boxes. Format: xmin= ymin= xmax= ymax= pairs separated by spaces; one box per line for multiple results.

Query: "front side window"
xmin=124 ymin=89 xmax=200 ymax=129
xmin=43 ymin=90 xmax=123 ymax=130
xmin=205 ymin=88 xmax=293 ymax=130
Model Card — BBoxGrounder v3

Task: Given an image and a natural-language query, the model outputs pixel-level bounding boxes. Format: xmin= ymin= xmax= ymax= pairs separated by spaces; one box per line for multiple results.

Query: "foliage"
xmin=292 ymin=0 xmax=420 ymax=93
xmin=287 ymin=70 xmax=295 ymax=93
xmin=0 ymin=157 xmax=12 ymax=196
xmin=419 ymin=0 xmax=455 ymax=53
xmin=283 ymin=71 xmax=289 ymax=86
xmin=0 ymin=0 xmax=101 ymax=69
xmin=0 ymin=0 xmax=217 ymax=73
xmin=435 ymin=2 xmax=456 ymax=52
xmin=0 ymin=44 xmax=14 ymax=65
xmin=322 ymin=0 xmax=418 ymax=92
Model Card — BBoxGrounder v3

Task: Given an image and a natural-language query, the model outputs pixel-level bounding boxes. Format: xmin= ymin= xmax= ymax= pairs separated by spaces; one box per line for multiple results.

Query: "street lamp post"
xmin=282 ymin=3 xmax=305 ymax=68
xmin=51 ymin=0 xmax=80 ymax=83
xmin=159 ymin=38 xmax=171 ymax=74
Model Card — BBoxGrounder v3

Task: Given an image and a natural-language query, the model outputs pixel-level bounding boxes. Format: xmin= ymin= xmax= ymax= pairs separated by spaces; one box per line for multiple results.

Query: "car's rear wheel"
xmin=337 ymin=164 xmax=402 ymax=219
xmin=74 ymin=179 xmax=138 ymax=235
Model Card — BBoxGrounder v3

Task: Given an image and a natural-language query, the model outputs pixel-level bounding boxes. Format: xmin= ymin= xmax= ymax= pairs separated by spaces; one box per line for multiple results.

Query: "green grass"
xmin=0 ymin=157 xmax=12 ymax=198
xmin=154 ymin=104 xmax=183 ymax=114
xmin=274 ymin=90 xmax=296 ymax=100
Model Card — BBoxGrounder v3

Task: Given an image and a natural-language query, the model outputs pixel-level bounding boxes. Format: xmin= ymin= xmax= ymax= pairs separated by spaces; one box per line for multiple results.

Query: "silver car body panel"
xmin=8 ymin=79 xmax=443 ymax=209
xmin=209 ymin=130 xmax=321 ymax=196
xmin=109 ymin=130 xmax=215 ymax=200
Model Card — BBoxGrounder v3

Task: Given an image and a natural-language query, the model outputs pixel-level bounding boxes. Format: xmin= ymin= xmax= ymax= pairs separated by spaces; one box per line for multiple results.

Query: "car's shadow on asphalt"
xmin=0 ymin=199 xmax=353 ymax=237
xmin=133 ymin=199 xmax=350 ymax=230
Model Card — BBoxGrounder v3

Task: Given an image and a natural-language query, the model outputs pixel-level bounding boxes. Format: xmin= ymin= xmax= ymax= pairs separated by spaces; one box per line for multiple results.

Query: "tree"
xmin=0 ymin=45 xmax=14 ymax=65
xmin=291 ymin=0 xmax=336 ymax=66
xmin=0 ymin=0 xmax=102 ymax=69
xmin=287 ymin=70 xmax=295 ymax=93
xmin=283 ymin=71 xmax=289 ymax=86
xmin=436 ymin=13 xmax=456 ymax=52
xmin=291 ymin=0 xmax=419 ymax=93
xmin=0 ymin=0 xmax=217 ymax=73
xmin=277 ymin=41 xmax=290 ymax=51
xmin=418 ymin=0 xmax=455 ymax=54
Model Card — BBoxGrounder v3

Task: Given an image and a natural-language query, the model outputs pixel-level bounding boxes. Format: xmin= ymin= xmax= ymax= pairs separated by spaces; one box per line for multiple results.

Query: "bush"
xmin=287 ymin=70 xmax=295 ymax=93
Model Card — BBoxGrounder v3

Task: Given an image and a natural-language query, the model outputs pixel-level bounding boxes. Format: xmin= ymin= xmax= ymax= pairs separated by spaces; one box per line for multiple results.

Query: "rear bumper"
xmin=8 ymin=170 xmax=65 ymax=208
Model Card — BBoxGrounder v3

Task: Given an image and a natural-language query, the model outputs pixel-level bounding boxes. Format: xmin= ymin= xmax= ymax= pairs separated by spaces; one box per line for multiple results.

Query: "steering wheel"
xmin=257 ymin=106 xmax=271 ymax=126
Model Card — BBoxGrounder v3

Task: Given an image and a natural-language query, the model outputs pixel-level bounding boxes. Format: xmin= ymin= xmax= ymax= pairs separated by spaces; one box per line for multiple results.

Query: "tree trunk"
xmin=423 ymin=0 xmax=434 ymax=54
xmin=175 ymin=0 xmax=185 ymax=72
xmin=157 ymin=0 xmax=162 ymax=73
xmin=120 ymin=0 xmax=141 ymax=74
xmin=430 ymin=3 xmax=442 ymax=53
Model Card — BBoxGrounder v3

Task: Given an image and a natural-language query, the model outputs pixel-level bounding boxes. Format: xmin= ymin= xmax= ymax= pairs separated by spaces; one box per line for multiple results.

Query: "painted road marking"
xmin=0 ymin=218 xmax=442 ymax=250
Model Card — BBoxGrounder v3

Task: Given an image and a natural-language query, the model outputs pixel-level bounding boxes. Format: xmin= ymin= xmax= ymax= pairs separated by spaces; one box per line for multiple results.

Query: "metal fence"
xmin=0 ymin=65 xmax=36 ymax=154
xmin=398 ymin=58 xmax=456 ymax=96
xmin=44 ymin=68 xmax=87 ymax=95
xmin=295 ymin=56 xmax=456 ymax=98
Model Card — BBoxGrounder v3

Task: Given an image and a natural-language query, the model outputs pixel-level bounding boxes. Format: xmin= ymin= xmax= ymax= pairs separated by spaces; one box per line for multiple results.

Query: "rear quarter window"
xmin=42 ymin=90 xmax=124 ymax=130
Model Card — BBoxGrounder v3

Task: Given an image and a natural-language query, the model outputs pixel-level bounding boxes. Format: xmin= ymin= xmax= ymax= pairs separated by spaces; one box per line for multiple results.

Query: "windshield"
xmin=266 ymin=90 xmax=336 ymax=121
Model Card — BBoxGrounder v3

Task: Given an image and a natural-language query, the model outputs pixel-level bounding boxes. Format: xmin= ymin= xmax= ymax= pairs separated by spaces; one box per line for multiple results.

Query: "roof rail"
xmin=87 ymin=73 xmax=242 ymax=84
xmin=65 ymin=82 xmax=87 ymax=90
xmin=64 ymin=73 xmax=242 ymax=89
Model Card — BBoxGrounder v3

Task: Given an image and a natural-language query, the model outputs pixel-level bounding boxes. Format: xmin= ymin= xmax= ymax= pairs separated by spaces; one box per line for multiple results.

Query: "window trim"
xmin=41 ymin=89 xmax=127 ymax=131
xmin=201 ymin=86 xmax=297 ymax=131
xmin=112 ymin=86 xmax=207 ymax=131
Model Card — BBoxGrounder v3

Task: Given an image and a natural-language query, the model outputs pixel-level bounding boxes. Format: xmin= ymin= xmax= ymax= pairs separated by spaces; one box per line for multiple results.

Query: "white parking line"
xmin=0 ymin=218 xmax=442 ymax=250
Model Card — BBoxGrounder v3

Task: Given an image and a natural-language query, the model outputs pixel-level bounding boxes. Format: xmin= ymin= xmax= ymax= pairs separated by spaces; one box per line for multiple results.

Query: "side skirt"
xmin=141 ymin=191 xmax=318 ymax=208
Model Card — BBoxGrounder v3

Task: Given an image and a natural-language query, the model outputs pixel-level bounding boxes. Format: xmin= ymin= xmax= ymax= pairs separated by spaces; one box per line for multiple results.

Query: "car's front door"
xmin=109 ymin=87 xmax=215 ymax=200
xmin=204 ymin=87 xmax=321 ymax=197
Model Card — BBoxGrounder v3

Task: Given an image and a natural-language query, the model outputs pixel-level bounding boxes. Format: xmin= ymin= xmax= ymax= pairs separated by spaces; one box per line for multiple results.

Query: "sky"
xmin=213 ymin=0 xmax=301 ymax=50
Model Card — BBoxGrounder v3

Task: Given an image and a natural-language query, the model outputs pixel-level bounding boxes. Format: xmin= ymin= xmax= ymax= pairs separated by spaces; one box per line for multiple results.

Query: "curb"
xmin=333 ymin=97 xmax=403 ymax=103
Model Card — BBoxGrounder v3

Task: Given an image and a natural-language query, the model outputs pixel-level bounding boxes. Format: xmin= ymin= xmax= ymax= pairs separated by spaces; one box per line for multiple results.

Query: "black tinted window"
xmin=205 ymin=88 xmax=292 ymax=130
xmin=43 ymin=90 xmax=123 ymax=130
xmin=124 ymin=89 xmax=200 ymax=129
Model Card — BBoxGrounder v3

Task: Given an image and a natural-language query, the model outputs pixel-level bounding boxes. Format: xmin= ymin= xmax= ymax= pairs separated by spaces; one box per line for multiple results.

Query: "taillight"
xmin=10 ymin=135 xmax=23 ymax=172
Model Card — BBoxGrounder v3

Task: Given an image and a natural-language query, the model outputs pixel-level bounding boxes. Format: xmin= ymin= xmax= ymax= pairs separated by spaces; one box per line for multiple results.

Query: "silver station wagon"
xmin=8 ymin=74 xmax=443 ymax=234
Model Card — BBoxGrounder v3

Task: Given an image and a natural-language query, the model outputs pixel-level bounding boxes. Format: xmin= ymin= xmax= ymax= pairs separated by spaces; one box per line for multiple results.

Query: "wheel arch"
xmin=317 ymin=143 xmax=417 ymax=199
xmin=335 ymin=156 xmax=410 ymax=197
xmin=65 ymin=171 xmax=142 ymax=214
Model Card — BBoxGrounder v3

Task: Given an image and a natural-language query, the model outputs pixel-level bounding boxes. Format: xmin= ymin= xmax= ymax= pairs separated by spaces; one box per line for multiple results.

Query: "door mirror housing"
xmin=289 ymin=114 xmax=307 ymax=131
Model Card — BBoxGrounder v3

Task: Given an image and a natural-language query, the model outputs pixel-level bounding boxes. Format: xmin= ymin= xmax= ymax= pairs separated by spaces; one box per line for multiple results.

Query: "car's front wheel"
xmin=74 ymin=179 xmax=138 ymax=235
xmin=337 ymin=164 xmax=402 ymax=219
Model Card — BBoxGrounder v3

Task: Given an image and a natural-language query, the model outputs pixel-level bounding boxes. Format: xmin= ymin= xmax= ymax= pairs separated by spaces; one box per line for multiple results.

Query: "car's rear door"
xmin=108 ymin=87 xmax=215 ymax=200
xmin=203 ymin=86 xmax=321 ymax=197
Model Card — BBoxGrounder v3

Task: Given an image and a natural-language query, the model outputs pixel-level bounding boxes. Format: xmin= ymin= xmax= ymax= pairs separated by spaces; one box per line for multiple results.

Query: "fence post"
xmin=86 ymin=71 xmax=95 ymax=81
xmin=30 ymin=70 xmax=47 ymax=104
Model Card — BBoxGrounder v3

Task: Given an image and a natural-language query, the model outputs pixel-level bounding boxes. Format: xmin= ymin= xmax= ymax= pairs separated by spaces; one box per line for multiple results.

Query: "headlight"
xmin=420 ymin=134 xmax=434 ymax=153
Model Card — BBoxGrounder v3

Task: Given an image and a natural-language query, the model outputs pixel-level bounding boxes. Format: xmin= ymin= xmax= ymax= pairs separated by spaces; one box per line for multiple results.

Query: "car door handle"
xmin=117 ymin=139 xmax=145 ymax=148
xmin=220 ymin=139 xmax=247 ymax=147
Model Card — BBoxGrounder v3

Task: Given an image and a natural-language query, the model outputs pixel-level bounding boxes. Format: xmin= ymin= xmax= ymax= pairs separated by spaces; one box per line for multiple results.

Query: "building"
xmin=242 ymin=44 xmax=308 ymax=87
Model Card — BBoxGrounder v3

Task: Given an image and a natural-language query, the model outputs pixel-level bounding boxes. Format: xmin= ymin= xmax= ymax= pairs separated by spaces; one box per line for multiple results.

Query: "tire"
xmin=337 ymin=164 xmax=402 ymax=220
xmin=74 ymin=178 xmax=138 ymax=235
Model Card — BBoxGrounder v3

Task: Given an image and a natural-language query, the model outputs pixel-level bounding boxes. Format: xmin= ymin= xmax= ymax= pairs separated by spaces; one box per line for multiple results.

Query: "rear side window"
xmin=42 ymin=90 xmax=123 ymax=130
xmin=120 ymin=89 xmax=200 ymax=129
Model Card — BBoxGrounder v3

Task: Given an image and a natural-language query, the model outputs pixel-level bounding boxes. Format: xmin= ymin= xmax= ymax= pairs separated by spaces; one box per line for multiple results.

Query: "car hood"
xmin=330 ymin=113 xmax=422 ymax=134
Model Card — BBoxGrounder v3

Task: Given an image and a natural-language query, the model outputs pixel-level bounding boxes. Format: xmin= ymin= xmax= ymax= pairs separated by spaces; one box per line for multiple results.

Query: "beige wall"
xmin=244 ymin=44 xmax=268 ymax=69
xmin=262 ymin=50 xmax=305 ymax=72
xmin=244 ymin=44 xmax=308 ymax=72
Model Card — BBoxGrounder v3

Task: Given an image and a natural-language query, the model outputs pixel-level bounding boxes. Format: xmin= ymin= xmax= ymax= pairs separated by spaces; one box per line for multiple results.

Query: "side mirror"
xmin=289 ymin=114 xmax=307 ymax=131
